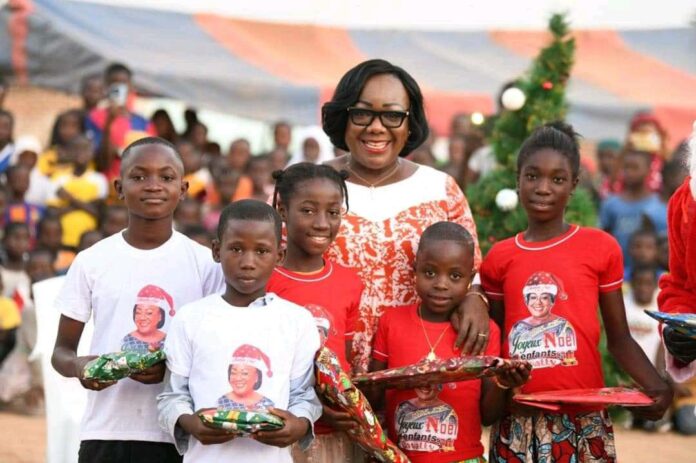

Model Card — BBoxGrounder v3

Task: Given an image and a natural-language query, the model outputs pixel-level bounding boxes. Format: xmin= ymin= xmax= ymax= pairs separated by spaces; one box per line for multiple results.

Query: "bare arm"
xmin=51 ymin=314 xmax=115 ymax=391
xmin=600 ymin=290 xmax=672 ymax=419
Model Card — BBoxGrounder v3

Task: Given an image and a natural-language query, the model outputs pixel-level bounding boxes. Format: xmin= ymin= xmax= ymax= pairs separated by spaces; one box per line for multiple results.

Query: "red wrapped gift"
xmin=314 ymin=346 xmax=409 ymax=463
xmin=351 ymin=356 xmax=502 ymax=390
xmin=513 ymin=387 xmax=654 ymax=410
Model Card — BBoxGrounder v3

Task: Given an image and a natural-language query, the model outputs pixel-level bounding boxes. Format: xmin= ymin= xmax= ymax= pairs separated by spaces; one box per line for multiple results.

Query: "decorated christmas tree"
xmin=467 ymin=14 xmax=596 ymax=254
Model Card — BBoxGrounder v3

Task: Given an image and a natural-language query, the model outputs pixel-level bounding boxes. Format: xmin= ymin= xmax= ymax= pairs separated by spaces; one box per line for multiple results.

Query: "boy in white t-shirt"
xmin=51 ymin=137 xmax=224 ymax=463
xmin=624 ymin=264 xmax=661 ymax=365
xmin=158 ymin=199 xmax=322 ymax=463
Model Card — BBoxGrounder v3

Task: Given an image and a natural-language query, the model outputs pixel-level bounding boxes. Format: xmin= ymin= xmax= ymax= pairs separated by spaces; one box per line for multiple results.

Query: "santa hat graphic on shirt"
xmin=304 ymin=304 xmax=333 ymax=332
xmin=522 ymin=271 xmax=568 ymax=301
xmin=135 ymin=284 xmax=175 ymax=317
xmin=303 ymin=304 xmax=334 ymax=348
xmin=231 ymin=344 xmax=273 ymax=377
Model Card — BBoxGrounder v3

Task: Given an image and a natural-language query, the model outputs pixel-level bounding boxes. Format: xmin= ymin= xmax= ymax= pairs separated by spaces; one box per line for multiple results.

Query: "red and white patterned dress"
xmin=328 ymin=165 xmax=481 ymax=372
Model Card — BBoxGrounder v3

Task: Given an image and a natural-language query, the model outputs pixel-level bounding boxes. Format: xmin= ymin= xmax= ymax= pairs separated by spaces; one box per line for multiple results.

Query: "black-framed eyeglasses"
xmin=346 ymin=107 xmax=410 ymax=128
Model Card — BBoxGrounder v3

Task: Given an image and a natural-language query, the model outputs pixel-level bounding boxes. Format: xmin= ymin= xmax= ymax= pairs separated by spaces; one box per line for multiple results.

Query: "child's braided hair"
xmin=271 ymin=162 xmax=350 ymax=212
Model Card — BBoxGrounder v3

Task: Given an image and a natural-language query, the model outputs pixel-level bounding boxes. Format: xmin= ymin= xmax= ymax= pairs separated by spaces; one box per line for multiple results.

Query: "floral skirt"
xmin=489 ymin=411 xmax=616 ymax=463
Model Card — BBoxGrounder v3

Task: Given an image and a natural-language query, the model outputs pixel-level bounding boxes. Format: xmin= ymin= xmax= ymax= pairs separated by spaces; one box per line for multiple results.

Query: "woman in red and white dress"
xmin=324 ymin=59 xmax=489 ymax=373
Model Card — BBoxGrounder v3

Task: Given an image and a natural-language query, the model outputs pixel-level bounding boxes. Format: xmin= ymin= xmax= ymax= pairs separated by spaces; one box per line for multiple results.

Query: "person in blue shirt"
xmin=600 ymin=150 xmax=666 ymax=271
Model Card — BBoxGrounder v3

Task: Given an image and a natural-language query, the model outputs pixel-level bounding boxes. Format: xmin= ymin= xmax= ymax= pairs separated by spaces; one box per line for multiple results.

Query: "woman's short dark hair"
xmin=322 ymin=59 xmax=429 ymax=158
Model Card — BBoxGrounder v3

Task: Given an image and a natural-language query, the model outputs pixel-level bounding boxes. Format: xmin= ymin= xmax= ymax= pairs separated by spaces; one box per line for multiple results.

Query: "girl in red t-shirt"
xmin=267 ymin=162 xmax=364 ymax=462
xmin=371 ymin=222 xmax=531 ymax=463
xmin=481 ymin=122 xmax=672 ymax=463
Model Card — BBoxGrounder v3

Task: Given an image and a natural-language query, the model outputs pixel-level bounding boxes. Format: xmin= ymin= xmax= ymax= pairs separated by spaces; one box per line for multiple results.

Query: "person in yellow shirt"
xmin=46 ymin=136 xmax=107 ymax=248
xmin=178 ymin=140 xmax=210 ymax=200
xmin=0 ymin=274 xmax=20 ymax=366
xmin=37 ymin=109 xmax=85 ymax=178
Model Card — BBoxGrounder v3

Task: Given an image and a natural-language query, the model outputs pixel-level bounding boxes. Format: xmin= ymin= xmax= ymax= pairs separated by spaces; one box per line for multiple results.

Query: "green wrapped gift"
xmin=198 ymin=408 xmax=284 ymax=436
xmin=82 ymin=350 xmax=166 ymax=381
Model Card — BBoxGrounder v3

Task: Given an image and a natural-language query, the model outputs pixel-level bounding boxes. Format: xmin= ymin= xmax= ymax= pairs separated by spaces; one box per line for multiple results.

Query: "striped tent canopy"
xmin=2 ymin=0 xmax=695 ymax=146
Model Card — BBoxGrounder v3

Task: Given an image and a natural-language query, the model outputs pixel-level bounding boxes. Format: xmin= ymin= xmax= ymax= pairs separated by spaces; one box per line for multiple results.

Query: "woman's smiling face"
xmin=229 ymin=363 xmax=258 ymax=396
xmin=344 ymin=73 xmax=410 ymax=171
xmin=134 ymin=304 xmax=162 ymax=334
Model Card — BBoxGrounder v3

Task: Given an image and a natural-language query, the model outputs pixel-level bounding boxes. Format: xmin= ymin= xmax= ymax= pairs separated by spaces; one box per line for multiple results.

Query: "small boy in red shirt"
xmin=371 ymin=221 xmax=530 ymax=463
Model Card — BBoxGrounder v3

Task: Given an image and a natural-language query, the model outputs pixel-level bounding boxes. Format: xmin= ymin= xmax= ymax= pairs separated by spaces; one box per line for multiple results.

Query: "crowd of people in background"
xmin=0 ymin=60 xmax=693 ymax=439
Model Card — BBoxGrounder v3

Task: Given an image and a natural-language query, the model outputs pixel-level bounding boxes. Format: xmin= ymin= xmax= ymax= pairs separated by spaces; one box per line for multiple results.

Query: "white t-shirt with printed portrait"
xmin=54 ymin=230 xmax=225 ymax=443
xmin=165 ymin=293 xmax=320 ymax=463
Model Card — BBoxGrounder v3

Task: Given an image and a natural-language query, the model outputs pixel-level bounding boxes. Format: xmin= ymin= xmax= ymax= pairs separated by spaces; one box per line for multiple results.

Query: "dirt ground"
xmin=0 ymin=411 xmax=693 ymax=462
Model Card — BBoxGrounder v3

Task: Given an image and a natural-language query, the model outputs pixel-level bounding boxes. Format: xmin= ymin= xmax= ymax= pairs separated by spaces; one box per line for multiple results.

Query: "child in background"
xmin=0 ymin=248 xmax=55 ymax=412
xmin=99 ymin=204 xmax=129 ymax=237
xmin=482 ymin=122 xmax=672 ymax=462
xmin=371 ymin=222 xmax=531 ymax=463
xmin=267 ymin=163 xmax=363 ymax=462
xmin=202 ymin=165 xmax=239 ymax=233
xmin=12 ymin=135 xmax=54 ymax=206
xmin=26 ymin=248 xmax=56 ymax=283
xmin=38 ymin=109 xmax=85 ymax=178
xmin=626 ymin=227 xmax=660 ymax=280
xmin=0 ymin=273 xmax=20 ymax=366
xmin=178 ymin=140 xmax=210 ymax=200
xmin=656 ymin=234 xmax=669 ymax=273
xmin=624 ymin=268 xmax=670 ymax=433
xmin=0 ymin=188 xmax=7 ymax=230
xmin=174 ymin=198 xmax=203 ymax=231
xmin=4 ymin=165 xmax=44 ymax=242
xmin=624 ymin=265 xmax=660 ymax=366
xmin=247 ymin=155 xmax=274 ymax=201
xmin=158 ymin=200 xmax=322 ymax=463
xmin=600 ymin=150 xmax=667 ymax=269
xmin=625 ymin=113 xmax=668 ymax=193
xmin=0 ymin=109 xmax=14 ymax=173
xmin=0 ymin=222 xmax=31 ymax=304
xmin=596 ymin=139 xmax=622 ymax=199
xmin=36 ymin=216 xmax=75 ymax=274
xmin=227 ymin=138 xmax=252 ymax=172
xmin=180 ymin=225 xmax=210 ymax=249
xmin=660 ymin=159 xmax=688 ymax=205
xmin=46 ymin=135 xmax=108 ymax=249
xmin=76 ymin=230 xmax=104 ymax=254
xmin=151 ymin=109 xmax=178 ymax=144
xmin=51 ymin=137 xmax=224 ymax=463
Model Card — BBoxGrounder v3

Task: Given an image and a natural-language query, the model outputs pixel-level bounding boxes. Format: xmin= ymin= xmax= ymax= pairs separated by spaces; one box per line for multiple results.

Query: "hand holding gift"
xmin=315 ymin=346 xmax=409 ymax=463
xmin=352 ymin=355 xmax=502 ymax=390
xmin=82 ymin=349 xmax=166 ymax=383
xmin=197 ymin=407 xmax=284 ymax=436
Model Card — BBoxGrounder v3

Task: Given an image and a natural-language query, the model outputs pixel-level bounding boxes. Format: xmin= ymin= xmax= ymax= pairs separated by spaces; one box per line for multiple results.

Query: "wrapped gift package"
xmin=82 ymin=349 xmax=166 ymax=381
xmin=198 ymin=408 xmax=284 ymax=436
xmin=314 ymin=347 xmax=409 ymax=463
xmin=351 ymin=355 xmax=502 ymax=390
xmin=513 ymin=387 xmax=654 ymax=410
xmin=644 ymin=310 xmax=696 ymax=339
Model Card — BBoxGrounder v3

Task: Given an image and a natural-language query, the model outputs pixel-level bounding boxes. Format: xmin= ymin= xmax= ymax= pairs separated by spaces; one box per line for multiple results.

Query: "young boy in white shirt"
xmin=158 ymin=199 xmax=322 ymax=463
xmin=51 ymin=137 xmax=224 ymax=462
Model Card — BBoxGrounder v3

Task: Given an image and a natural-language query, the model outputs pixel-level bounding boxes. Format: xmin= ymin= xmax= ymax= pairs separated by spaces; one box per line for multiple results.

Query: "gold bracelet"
xmin=466 ymin=290 xmax=490 ymax=310
xmin=493 ymin=376 xmax=510 ymax=390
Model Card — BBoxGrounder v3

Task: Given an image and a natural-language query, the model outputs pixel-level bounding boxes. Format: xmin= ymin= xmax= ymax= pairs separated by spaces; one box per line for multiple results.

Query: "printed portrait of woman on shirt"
xmin=395 ymin=383 xmax=459 ymax=453
xmin=508 ymin=271 xmax=578 ymax=368
xmin=120 ymin=284 xmax=174 ymax=353
xmin=217 ymin=344 xmax=275 ymax=411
